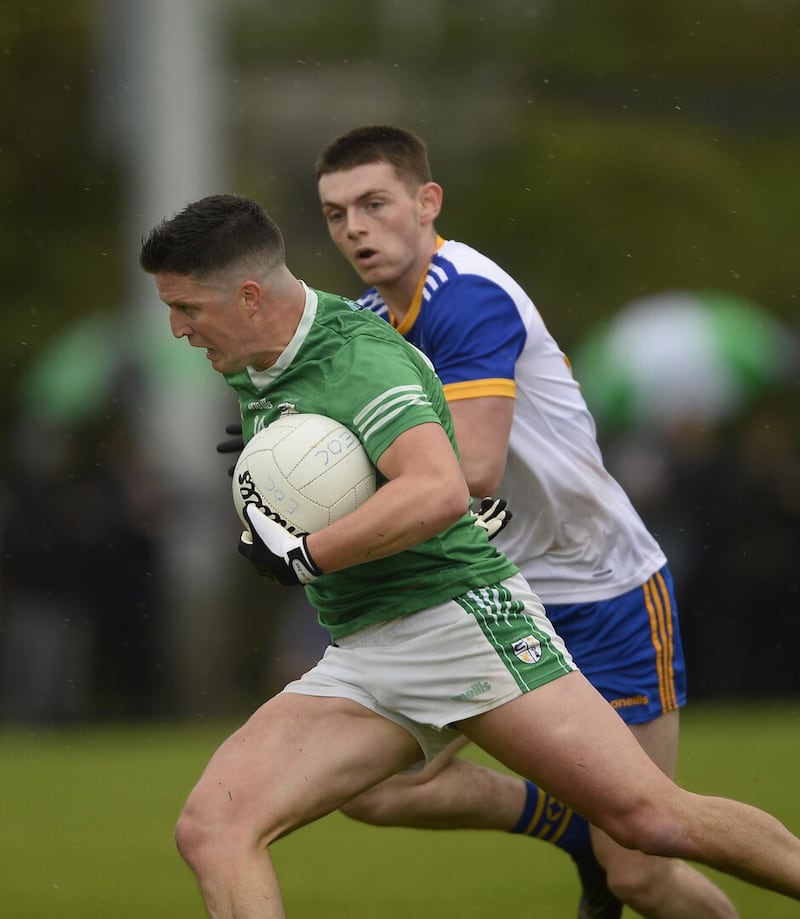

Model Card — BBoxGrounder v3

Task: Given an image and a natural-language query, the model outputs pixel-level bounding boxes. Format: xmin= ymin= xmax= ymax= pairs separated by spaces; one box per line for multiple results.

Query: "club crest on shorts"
xmin=511 ymin=634 xmax=542 ymax=664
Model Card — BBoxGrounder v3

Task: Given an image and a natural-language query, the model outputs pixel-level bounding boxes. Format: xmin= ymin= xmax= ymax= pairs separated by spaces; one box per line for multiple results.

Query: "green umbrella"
xmin=18 ymin=314 xmax=124 ymax=426
xmin=17 ymin=309 xmax=213 ymax=427
xmin=571 ymin=291 xmax=796 ymax=432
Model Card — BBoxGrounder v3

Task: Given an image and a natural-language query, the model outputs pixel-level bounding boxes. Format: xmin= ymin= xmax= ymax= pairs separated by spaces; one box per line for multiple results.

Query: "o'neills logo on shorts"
xmin=611 ymin=694 xmax=649 ymax=710
xmin=511 ymin=635 xmax=542 ymax=664
xmin=452 ymin=680 xmax=491 ymax=702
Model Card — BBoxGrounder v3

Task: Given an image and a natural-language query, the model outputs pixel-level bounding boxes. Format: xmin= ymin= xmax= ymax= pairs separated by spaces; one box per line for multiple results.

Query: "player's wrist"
xmin=287 ymin=536 xmax=323 ymax=585
xmin=239 ymin=504 xmax=324 ymax=586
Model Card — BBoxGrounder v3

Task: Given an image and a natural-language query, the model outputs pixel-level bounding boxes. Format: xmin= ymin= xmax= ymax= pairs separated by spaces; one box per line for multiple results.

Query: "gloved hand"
xmin=471 ymin=497 xmax=512 ymax=541
xmin=238 ymin=504 xmax=323 ymax=586
xmin=217 ymin=422 xmax=244 ymax=477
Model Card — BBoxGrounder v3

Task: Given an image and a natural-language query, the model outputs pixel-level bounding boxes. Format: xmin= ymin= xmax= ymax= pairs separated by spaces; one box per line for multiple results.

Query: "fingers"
xmin=217 ymin=437 xmax=245 ymax=454
xmin=217 ymin=422 xmax=244 ymax=455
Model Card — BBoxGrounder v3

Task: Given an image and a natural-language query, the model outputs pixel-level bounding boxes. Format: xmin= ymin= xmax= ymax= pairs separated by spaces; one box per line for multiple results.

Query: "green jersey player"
xmin=224 ymin=288 xmax=519 ymax=637
xmin=139 ymin=193 xmax=800 ymax=919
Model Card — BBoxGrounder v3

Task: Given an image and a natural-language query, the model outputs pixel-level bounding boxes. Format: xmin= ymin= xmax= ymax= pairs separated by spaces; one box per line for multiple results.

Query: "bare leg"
xmin=590 ymin=711 xmax=738 ymax=917
xmin=341 ymin=736 xmax=528 ymax=830
xmin=462 ymin=672 xmax=800 ymax=901
xmin=175 ymin=692 xmax=422 ymax=919
xmin=342 ymin=717 xmax=737 ymax=917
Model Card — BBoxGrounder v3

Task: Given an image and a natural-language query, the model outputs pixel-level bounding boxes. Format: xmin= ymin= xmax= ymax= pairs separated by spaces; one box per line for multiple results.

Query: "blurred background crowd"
xmin=1 ymin=0 xmax=798 ymax=723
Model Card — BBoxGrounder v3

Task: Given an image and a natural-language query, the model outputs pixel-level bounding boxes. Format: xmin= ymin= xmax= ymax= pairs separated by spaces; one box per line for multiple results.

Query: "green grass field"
xmin=2 ymin=701 xmax=799 ymax=918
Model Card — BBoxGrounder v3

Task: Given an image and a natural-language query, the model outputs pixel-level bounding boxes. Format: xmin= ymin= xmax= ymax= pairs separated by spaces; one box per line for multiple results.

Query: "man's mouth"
xmin=355 ymin=246 xmax=378 ymax=264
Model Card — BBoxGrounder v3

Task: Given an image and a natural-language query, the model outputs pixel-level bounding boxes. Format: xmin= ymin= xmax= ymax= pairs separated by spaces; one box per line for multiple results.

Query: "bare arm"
xmin=305 ymin=422 xmax=471 ymax=573
xmin=447 ymin=396 xmax=515 ymax=497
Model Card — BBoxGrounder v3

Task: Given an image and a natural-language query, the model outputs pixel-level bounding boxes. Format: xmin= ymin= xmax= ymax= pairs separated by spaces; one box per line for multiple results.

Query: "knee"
xmin=174 ymin=800 xmax=214 ymax=873
xmin=174 ymin=785 xmax=285 ymax=876
xmin=602 ymin=813 xmax=660 ymax=855
xmin=175 ymin=799 xmax=262 ymax=880
xmin=603 ymin=854 xmax=674 ymax=912
xmin=174 ymin=789 xmax=246 ymax=877
xmin=593 ymin=803 xmax=692 ymax=913
xmin=597 ymin=798 xmax=686 ymax=858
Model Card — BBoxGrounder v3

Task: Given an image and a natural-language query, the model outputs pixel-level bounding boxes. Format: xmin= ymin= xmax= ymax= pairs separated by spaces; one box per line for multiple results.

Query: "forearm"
xmin=447 ymin=396 xmax=514 ymax=497
xmin=238 ymin=422 xmax=473 ymax=585
xmin=305 ymin=476 xmax=469 ymax=573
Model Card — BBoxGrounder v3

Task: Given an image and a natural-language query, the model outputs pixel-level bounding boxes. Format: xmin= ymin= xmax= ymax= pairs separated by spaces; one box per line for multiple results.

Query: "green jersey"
xmin=225 ymin=285 xmax=517 ymax=639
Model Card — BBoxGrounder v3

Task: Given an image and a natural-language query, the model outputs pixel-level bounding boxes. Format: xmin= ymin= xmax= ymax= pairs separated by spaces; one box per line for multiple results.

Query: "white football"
xmin=232 ymin=413 xmax=376 ymax=535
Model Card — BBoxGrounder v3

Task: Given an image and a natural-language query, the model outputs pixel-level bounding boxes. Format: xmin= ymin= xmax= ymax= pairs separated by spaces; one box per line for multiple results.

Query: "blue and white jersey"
xmin=360 ymin=238 xmax=666 ymax=604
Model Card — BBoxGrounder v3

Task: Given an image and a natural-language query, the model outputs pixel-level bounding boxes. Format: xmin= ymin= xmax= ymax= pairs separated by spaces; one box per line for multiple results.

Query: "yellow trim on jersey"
xmin=395 ymin=236 xmax=447 ymax=336
xmin=643 ymin=571 xmax=678 ymax=713
xmin=443 ymin=378 xmax=516 ymax=401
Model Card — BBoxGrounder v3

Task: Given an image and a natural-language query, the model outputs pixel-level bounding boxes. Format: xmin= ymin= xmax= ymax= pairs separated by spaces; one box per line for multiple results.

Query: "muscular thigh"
xmin=458 ymin=670 xmax=676 ymax=828
xmin=185 ymin=692 xmax=422 ymax=841
xmin=589 ymin=711 xmax=682 ymax=876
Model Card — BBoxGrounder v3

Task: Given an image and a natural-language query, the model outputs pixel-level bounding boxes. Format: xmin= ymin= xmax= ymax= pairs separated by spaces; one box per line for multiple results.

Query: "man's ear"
xmin=419 ymin=181 xmax=443 ymax=225
xmin=240 ymin=279 xmax=262 ymax=314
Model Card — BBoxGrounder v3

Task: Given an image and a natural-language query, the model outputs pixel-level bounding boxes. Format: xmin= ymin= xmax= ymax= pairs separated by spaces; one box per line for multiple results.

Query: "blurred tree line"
xmin=1 ymin=3 xmax=122 ymax=433
xmin=1 ymin=0 xmax=797 ymax=716
xmin=3 ymin=0 xmax=798 ymax=410
xmin=225 ymin=0 xmax=800 ymax=349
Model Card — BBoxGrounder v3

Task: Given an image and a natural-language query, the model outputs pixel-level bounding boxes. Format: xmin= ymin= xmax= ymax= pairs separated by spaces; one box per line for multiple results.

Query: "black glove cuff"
xmin=287 ymin=536 xmax=323 ymax=584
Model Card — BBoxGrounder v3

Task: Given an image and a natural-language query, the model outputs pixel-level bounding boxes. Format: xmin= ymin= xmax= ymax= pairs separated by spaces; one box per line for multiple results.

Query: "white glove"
xmin=471 ymin=497 xmax=512 ymax=541
xmin=238 ymin=504 xmax=322 ymax=586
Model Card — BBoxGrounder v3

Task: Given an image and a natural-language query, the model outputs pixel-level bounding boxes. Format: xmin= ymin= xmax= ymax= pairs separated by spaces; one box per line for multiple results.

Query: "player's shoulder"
xmin=430 ymin=240 xmax=528 ymax=302
xmin=433 ymin=239 xmax=498 ymax=272
xmin=313 ymin=287 xmax=388 ymax=333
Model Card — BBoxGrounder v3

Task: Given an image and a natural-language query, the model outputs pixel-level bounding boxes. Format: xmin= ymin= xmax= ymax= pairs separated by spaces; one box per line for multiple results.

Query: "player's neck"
xmin=376 ymin=279 xmax=416 ymax=325
xmin=377 ymin=236 xmax=441 ymax=325
xmin=251 ymin=279 xmax=307 ymax=370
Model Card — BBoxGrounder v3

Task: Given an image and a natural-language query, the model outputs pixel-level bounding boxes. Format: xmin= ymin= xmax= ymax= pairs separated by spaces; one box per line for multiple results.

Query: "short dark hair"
xmin=139 ymin=193 xmax=285 ymax=278
xmin=315 ymin=125 xmax=432 ymax=189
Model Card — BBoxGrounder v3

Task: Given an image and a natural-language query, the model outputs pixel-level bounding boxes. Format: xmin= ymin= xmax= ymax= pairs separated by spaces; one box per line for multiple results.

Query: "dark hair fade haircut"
xmin=139 ymin=193 xmax=285 ymax=279
xmin=315 ymin=125 xmax=433 ymax=190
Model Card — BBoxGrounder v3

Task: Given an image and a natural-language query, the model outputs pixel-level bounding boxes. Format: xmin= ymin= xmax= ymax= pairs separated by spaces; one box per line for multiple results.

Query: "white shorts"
xmin=282 ymin=573 xmax=575 ymax=769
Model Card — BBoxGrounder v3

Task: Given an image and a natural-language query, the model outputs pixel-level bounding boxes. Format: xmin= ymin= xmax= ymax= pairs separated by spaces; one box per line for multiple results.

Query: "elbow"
xmin=461 ymin=451 xmax=507 ymax=499
xmin=432 ymin=478 xmax=472 ymax=533
xmin=466 ymin=467 xmax=504 ymax=501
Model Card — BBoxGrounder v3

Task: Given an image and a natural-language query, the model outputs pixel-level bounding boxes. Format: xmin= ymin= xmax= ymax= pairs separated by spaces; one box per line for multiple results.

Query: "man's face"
xmin=154 ymin=270 xmax=255 ymax=375
xmin=318 ymin=162 xmax=436 ymax=290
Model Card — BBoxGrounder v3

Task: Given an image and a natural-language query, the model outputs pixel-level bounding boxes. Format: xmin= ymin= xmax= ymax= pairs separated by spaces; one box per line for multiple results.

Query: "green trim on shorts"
xmin=456 ymin=582 xmax=573 ymax=692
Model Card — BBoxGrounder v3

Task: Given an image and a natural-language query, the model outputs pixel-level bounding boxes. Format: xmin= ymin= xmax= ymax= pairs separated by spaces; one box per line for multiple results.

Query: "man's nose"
xmin=345 ymin=208 xmax=366 ymax=237
xmin=169 ymin=309 xmax=189 ymax=339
